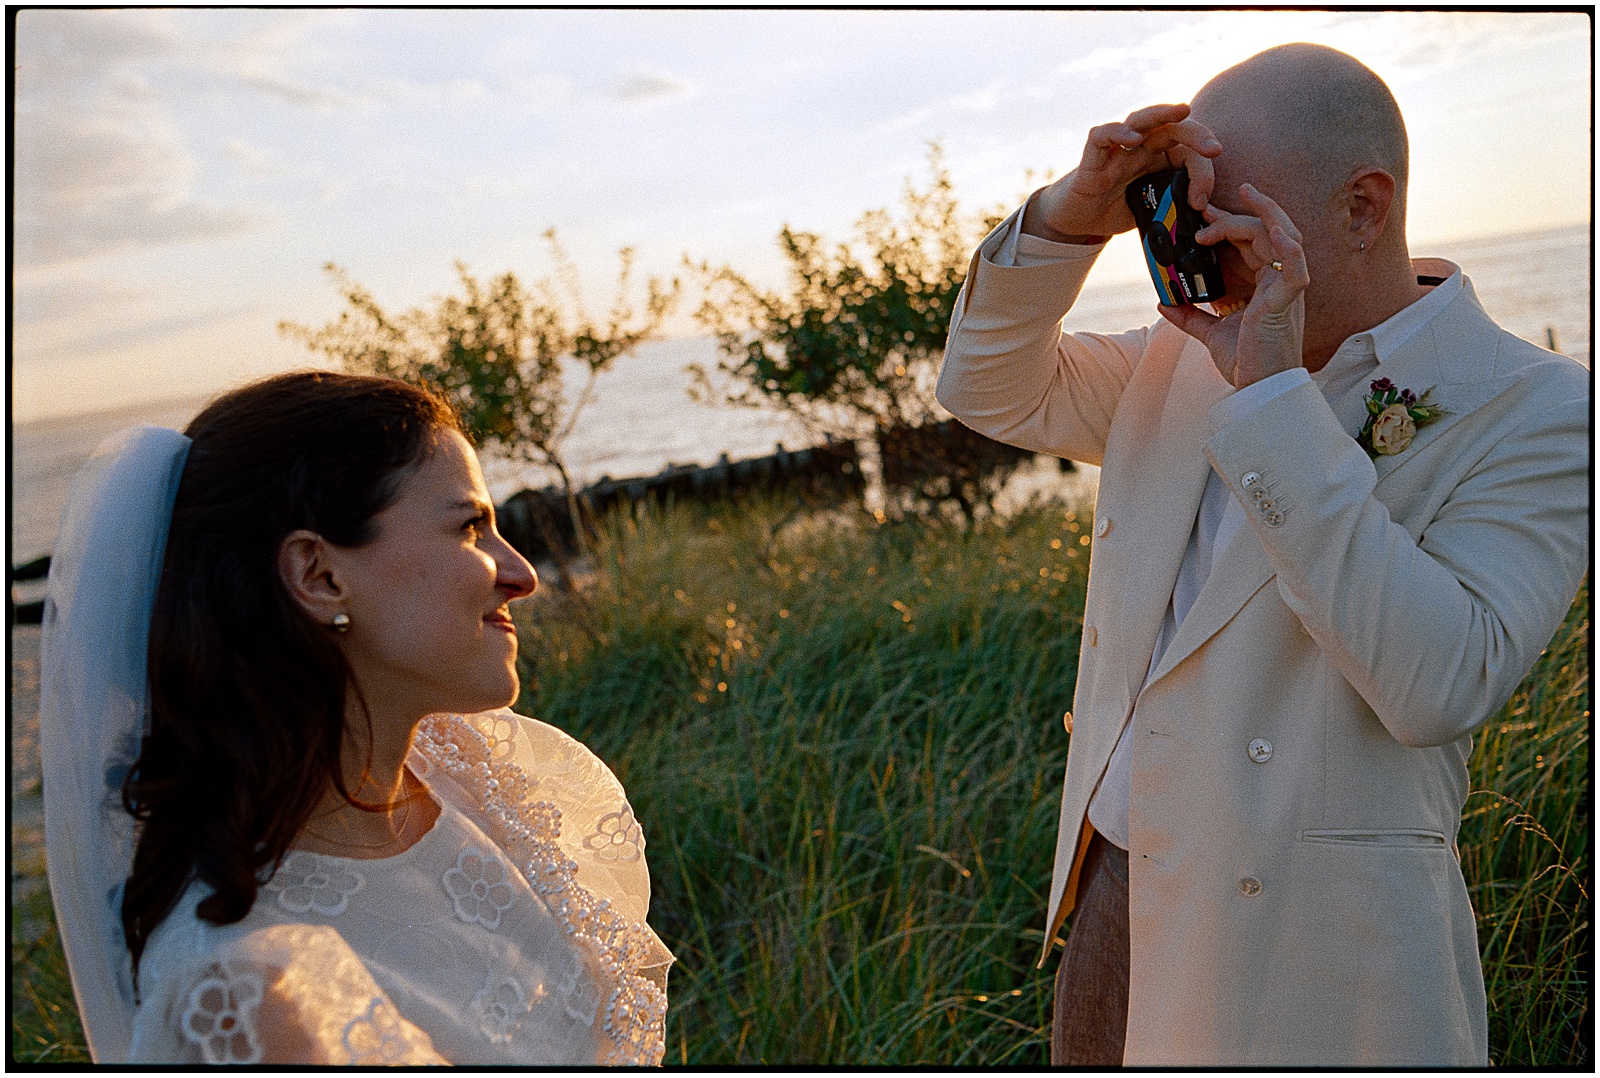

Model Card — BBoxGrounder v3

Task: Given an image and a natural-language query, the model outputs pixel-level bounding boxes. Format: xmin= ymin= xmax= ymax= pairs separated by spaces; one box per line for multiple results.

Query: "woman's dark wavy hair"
xmin=121 ymin=370 xmax=461 ymax=984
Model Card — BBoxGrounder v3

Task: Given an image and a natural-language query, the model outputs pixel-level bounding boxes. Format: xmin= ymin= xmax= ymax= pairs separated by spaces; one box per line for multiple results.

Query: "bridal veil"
xmin=39 ymin=426 xmax=191 ymax=1061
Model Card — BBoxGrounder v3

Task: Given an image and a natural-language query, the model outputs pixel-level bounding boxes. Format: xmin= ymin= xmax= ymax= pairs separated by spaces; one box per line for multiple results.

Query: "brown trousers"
xmin=1050 ymin=831 xmax=1130 ymax=1067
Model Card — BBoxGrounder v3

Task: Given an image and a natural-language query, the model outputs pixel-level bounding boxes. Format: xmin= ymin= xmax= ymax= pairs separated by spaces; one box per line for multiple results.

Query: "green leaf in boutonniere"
xmin=1356 ymin=379 xmax=1449 ymax=458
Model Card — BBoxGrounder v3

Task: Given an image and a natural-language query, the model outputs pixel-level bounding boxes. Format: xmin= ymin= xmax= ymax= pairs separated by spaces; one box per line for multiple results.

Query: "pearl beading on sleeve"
xmin=414 ymin=715 xmax=668 ymax=1066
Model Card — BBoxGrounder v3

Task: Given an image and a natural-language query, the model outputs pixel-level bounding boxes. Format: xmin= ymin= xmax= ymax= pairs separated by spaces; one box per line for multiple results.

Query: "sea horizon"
xmin=10 ymin=220 xmax=1590 ymax=566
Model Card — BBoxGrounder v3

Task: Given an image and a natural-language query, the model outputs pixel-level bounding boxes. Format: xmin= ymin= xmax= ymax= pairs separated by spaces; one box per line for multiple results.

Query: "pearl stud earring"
xmin=332 ymin=613 xmax=351 ymax=632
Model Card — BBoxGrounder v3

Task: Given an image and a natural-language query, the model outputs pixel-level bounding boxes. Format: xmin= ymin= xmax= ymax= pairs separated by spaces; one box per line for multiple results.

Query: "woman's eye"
xmin=464 ymin=515 xmax=488 ymax=537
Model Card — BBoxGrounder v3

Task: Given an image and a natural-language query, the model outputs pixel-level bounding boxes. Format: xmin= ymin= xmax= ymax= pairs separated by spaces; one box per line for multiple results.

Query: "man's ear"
xmin=278 ymin=529 xmax=348 ymax=625
xmin=1347 ymin=167 xmax=1398 ymax=247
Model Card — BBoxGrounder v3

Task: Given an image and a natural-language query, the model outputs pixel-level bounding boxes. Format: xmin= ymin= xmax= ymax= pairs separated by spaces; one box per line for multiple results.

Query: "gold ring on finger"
xmin=1270 ymin=260 xmax=1284 ymax=272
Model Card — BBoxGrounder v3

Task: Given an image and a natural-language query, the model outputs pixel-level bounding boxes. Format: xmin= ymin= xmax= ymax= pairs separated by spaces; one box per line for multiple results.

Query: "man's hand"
xmin=1022 ymin=103 xmax=1223 ymax=245
xmin=1159 ymin=184 xmax=1310 ymax=388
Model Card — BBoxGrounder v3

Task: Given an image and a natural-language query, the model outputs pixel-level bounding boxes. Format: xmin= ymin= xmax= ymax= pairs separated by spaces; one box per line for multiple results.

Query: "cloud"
xmin=11 ymin=272 xmax=147 ymax=329
xmin=14 ymin=97 xmax=271 ymax=267
xmin=13 ymin=9 xmax=183 ymax=88
xmin=871 ymin=107 xmax=936 ymax=136
xmin=503 ymin=72 xmax=576 ymax=110
xmin=950 ymin=83 xmax=1003 ymax=113
xmin=224 ymin=138 xmax=270 ymax=173
xmin=20 ymin=9 xmax=358 ymax=112
xmin=1048 ymin=10 xmax=1585 ymax=102
xmin=363 ymin=76 xmax=490 ymax=108
xmin=318 ymin=179 xmax=351 ymax=204
xmin=17 ymin=303 xmax=259 ymax=369
xmin=613 ymin=69 xmax=695 ymax=106
xmin=1056 ymin=45 xmax=1138 ymax=78
xmin=237 ymin=71 xmax=351 ymax=109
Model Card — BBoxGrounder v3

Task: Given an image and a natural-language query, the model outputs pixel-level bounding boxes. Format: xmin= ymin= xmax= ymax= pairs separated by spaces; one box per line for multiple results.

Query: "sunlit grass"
xmin=10 ymin=495 xmax=1587 ymax=1065
xmin=10 ymin=884 xmax=90 ymax=1064
xmin=1459 ymin=576 xmax=1590 ymax=1065
xmin=522 ymin=495 xmax=1590 ymax=1067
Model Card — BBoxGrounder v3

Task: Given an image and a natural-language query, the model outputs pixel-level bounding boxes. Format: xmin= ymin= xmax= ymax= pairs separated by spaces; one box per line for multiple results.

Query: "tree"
xmin=691 ymin=144 xmax=1030 ymax=516
xmin=690 ymin=144 xmax=1005 ymax=439
xmin=280 ymin=231 xmax=678 ymax=572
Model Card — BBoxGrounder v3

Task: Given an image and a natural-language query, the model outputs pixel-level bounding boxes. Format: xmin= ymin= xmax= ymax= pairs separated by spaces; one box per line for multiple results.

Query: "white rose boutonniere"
xmin=1357 ymin=379 xmax=1447 ymax=458
xmin=1369 ymin=403 xmax=1416 ymax=455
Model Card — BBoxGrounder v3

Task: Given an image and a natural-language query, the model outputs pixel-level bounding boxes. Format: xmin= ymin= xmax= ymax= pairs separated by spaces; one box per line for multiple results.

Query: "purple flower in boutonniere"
xmin=1357 ymin=378 xmax=1448 ymax=458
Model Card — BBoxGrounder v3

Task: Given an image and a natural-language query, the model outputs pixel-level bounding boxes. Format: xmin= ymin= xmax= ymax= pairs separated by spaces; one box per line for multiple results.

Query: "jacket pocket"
xmin=1300 ymin=828 xmax=1447 ymax=847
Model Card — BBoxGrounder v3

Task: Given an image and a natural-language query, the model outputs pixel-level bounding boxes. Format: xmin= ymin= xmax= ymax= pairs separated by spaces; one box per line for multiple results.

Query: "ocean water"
xmin=9 ymin=223 xmax=1588 ymax=567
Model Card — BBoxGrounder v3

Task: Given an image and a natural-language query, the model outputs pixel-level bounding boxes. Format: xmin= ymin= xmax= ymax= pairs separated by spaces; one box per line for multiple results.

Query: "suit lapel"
xmin=1336 ymin=275 xmax=1513 ymax=488
xmin=1118 ymin=339 xmax=1232 ymax=705
xmin=1143 ymin=515 xmax=1275 ymax=687
xmin=1142 ymin=274 xmax=1513 ymax=689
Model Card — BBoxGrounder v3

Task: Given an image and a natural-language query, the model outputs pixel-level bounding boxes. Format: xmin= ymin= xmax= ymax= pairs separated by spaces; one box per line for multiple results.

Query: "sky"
xmin=11 ymin=8 xmax=1593 ymax=423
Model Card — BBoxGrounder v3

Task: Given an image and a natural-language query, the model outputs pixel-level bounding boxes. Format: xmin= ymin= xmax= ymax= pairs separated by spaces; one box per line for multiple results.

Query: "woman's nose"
xmin=495 ymin=537 xmax=538 ymax=599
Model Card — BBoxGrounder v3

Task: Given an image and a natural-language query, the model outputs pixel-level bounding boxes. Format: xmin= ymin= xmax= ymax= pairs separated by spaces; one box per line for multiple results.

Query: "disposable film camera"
xmin=1125 ymin=167 xmax=1224 ymax=307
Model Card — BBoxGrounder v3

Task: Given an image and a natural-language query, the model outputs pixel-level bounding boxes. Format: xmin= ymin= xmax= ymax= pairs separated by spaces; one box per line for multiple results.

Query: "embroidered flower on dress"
xmin=554 ymin=949 xmax=602 ymax=1027
xmin=342 ymin=996 xmax=411 ymax=1065
xmin=415 ymin=714 xmax=669 ymax=1065
xmin=1356 ymin=378 xmax=1447 ymax=458
xmin=443 ymin=846 xmax=517 ymax=929
xmin=267 ymin=851 xmax=365 ymax=916
xmin=474 ymin=975 xmax=535 ymax=1045
xmin=181 ymin=970 xmax=264 ymax=1065
xmin=582 ymin=805 xmax=644 ymax=863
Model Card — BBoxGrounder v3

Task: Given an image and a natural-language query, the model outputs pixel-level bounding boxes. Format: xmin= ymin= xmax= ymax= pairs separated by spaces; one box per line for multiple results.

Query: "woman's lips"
xmin=485 ymin=610 xmax=516 ymax=633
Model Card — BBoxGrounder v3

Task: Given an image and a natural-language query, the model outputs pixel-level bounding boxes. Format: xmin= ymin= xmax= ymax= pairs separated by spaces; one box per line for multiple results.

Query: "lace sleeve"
xmin=129 ymin=922 xmax=448 ymax=1065
xmin=412 ymin=710 xmax=673 ymax=1065
xmin=508 ymin=713 xmax=675 ymax=987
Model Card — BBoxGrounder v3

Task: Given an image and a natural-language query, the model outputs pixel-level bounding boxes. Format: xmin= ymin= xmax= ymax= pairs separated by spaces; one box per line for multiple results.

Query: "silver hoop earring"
xmin=331 ymin=613 xmax=351 ymax=632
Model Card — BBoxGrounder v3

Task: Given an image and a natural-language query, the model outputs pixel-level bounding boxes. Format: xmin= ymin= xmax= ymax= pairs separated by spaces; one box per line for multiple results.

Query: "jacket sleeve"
xmin=1204 ymin=369 xmax=1590 ymax=748
xmin=935 ymin=208 xmax=1155 ymax=466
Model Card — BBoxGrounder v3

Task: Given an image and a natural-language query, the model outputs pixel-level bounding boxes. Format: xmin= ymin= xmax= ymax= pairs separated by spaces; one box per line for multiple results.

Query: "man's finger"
xmin=1088 ymin=122 xmax=1145 ymax=150
xmin=1267 ymin=226 xmax=1311 ymax=289
xmin=1195 ymin=212 xmax=1261 ymax=243
xmin=1138 ymin=118 xmax=1223 ymax=158
xmin=1175 ymin=145 xmax=1216 ymax=209
xmin=1122 ymin=103 xmax=1191 ymax=133
xmin=1195 ymin=212 xmax=1272 ymax=259
xmin=1239 ymin=184 xmax=1303 ymax=244
xmin=1084 ymin=122 xmax=1146 ymax=168
xmin=1157 ymin=302 xmax=1218 ymax=346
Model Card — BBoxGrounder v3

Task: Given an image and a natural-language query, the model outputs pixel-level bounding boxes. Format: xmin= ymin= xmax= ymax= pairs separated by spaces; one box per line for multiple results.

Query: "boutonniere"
xmin=1356 ymin=378 xmax=1448 ymax=457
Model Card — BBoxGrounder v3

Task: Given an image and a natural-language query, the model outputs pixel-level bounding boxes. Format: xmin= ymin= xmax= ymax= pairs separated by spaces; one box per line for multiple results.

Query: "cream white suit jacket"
xmin=935 ymin=211 xmax=1590 ymax=1066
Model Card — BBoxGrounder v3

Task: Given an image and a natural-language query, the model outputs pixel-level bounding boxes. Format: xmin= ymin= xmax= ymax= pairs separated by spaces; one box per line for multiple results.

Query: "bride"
xmin=40 ymin=371 xmax=672 ymax=1064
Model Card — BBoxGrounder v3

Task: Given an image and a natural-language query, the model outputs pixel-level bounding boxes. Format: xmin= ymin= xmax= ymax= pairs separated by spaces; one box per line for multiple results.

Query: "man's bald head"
xmin=1192 ymin=44 xmax=1408 ymax=218
xmin=1187 ymin=44 xmax=1425 ymax=369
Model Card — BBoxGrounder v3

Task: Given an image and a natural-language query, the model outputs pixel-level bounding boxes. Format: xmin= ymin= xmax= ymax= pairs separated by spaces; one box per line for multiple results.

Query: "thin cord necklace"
xmin=303 ymin=794 xmax=417 ymax=852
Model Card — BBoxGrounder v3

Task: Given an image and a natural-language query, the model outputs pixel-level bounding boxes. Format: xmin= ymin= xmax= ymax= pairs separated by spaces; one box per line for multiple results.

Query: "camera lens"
xmin=1146 ymin=228 xmax=1176 ymax=266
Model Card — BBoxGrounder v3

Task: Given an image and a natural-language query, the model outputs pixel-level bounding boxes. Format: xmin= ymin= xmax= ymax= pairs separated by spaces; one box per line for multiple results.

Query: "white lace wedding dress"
xmin=124 ymin=710 xmax=673 ymax=1065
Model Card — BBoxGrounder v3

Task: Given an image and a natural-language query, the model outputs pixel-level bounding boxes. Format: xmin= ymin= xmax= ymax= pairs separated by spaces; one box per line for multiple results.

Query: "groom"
xmin=936 ymin=44 xmax=1588 ymax=1066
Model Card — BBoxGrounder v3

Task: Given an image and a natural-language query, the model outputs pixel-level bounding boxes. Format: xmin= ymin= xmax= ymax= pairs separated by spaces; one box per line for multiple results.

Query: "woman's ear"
xmin=278 ymin=529 xmax=347 ymax=626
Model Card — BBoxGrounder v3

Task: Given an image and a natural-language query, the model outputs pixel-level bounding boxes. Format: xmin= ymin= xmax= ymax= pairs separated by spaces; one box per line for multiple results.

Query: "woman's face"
xmin=331 ymin=429 xmax=537 ymax=721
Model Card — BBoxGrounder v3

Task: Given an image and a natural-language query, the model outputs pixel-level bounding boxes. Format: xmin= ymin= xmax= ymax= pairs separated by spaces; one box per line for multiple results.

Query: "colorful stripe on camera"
xmin=1141 ymin=187 xmax=1184 ymax=305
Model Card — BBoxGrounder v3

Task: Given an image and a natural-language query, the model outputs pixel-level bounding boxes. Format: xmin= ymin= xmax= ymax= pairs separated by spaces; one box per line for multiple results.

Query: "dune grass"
xmin=521 ymin=494 xmax=1591 ymax=1066
xmin=10 ymin=492 xmax=1589 ymax=1065
xmin=10 ymin=882 xmax=90 ymax=1064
